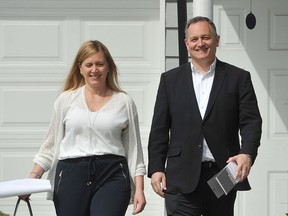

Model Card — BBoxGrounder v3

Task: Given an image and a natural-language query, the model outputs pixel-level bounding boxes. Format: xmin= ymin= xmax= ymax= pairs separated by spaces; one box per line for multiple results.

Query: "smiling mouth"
xmin=196 ymin=47 xmax=208 ymax=52
xmin=90 ymin=72 xmax=103 ymax=78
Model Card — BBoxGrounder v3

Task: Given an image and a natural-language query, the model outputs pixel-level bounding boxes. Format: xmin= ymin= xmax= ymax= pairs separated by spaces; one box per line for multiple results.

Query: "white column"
xmin=193 ymin=0 xmax=213 ymax=20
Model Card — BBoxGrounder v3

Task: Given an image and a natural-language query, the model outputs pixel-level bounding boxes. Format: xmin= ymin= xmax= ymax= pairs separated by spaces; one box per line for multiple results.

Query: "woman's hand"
xmin=132 ymin=188 xmax=146 ymax=215
xmin=132 ymin=176 xmax=146 ymax=215
xmin=19 ymin=164 xmax=45 ymax=202
xmin=19 ymin=194 xmax=31 ymax=202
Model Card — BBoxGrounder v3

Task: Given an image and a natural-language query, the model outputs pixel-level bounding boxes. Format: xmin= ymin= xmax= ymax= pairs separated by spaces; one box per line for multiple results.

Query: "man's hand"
xmin=227 ymin=154 xmax=252 ymax=182
xmin=151 ymin=172 xmax=166 ymax=197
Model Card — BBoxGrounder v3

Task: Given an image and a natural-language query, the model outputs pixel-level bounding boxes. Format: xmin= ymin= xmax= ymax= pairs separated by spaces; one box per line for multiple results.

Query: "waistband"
xmin=60 ymin=154 xmax=126 ymax=186
xmin=61 ymin=154 xmax=125 ymax=163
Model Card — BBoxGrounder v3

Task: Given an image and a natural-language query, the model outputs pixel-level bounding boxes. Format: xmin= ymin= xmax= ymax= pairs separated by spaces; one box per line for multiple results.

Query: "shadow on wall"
xmin=218 ymin=0 xmax=288 ymax=134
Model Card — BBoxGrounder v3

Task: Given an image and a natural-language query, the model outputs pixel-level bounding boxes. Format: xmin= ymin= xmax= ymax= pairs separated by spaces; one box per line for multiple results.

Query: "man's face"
xmin=185 ymin=21 xmax=220 ymax=65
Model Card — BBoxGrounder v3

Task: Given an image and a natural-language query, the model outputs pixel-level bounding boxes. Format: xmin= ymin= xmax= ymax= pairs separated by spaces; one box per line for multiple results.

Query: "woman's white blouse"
xmin=59 ymin=87 xmax=128 ymax=159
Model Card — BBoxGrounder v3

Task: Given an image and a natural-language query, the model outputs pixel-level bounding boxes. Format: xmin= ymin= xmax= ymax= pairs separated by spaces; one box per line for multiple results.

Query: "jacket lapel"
xmin=203 ymin=60 xmax=227 ymax=121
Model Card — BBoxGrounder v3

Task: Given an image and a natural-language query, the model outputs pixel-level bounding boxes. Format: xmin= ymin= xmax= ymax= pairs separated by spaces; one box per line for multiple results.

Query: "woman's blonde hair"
xmin=63 ymin=40 xmax=124 ymax=92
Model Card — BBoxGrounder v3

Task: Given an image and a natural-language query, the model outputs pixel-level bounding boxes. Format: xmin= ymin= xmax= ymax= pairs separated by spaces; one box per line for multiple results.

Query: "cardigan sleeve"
xmin=33 ymin=101 xmax=58 ymax=171
xmin=122 ymin=93 xmax=146 ymax=179
xmin=33 ymin=91 xmax=69 ymax=172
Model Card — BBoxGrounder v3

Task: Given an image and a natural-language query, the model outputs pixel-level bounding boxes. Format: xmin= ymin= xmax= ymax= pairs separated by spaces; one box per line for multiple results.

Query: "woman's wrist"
xmin=30 ymin=171 xmax=42 ymax=179
xmin=134 ymin=175 xmax=144 ymax=191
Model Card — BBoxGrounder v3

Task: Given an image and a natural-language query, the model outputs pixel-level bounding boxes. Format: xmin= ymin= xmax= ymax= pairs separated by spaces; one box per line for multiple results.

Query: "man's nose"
xmin=197 ymin=39 xmax=204 ymax=46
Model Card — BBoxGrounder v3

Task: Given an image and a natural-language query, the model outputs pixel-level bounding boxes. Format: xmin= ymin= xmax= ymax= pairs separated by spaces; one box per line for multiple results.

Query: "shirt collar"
xmin=190 ymin=58 xmax=217 ymax=76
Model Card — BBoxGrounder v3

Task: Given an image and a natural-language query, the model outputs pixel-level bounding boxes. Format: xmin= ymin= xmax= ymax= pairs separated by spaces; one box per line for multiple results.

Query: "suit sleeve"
xmin=148 ymin=73 xmax=171 ymax=177
xmin=238 ymin=72 xmax=262 ymax=163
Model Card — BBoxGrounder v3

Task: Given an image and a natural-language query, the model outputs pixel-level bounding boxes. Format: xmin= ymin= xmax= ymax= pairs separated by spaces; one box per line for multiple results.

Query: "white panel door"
xmin=214 ymin=0 xmax=288 ymax=215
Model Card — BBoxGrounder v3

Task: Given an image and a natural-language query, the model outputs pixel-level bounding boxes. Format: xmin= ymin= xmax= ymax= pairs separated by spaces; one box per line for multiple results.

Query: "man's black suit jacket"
xmin=148 ymin=59 xmax=262 ymax=194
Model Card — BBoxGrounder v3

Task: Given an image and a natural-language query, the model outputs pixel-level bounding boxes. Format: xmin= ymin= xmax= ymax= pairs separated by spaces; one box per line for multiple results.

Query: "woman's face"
xmin=79 ymin=51 xmax=109 ymax=88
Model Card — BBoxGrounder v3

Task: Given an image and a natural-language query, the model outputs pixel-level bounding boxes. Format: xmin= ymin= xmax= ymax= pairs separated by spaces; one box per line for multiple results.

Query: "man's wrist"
xmin=246 ymin=153 xmax=252 ymax=159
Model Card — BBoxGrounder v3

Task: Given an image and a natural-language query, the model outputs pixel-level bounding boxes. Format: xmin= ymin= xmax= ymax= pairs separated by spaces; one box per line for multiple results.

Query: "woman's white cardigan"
xmin=33 ymin=87 xmax=146 ymax=201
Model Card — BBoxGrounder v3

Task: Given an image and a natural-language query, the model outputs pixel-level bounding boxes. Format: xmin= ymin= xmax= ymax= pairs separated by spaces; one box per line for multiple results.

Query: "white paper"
xmin=0 ymin=178 xmax=51 ymax=198
xmin=207 ymin=161 xmax=240 ymax=198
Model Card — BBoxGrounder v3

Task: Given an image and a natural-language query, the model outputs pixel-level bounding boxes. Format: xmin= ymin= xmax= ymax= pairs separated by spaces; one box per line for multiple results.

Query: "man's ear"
xmin=216 ymin=35 xmax=220 ymax=47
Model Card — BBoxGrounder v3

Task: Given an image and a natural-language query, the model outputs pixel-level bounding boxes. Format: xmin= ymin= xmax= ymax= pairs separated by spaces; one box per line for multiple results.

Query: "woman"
xmin=24 ymin=40 xmax=146 ymax=215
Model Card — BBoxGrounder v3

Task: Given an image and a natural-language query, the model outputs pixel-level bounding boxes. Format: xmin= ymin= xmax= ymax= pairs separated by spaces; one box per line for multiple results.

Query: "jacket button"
xmin=198 ymin=145 xmax=202 ymax=149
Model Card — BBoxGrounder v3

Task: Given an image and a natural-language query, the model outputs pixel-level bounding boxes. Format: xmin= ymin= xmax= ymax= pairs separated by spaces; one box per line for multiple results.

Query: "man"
xmin=148 ymin=16 xmax=262 ymax=216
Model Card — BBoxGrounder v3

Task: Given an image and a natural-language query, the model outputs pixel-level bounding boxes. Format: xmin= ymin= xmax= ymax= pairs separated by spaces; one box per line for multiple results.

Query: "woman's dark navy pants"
xmin=53 ymin=155 xmax=131 ymax=216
